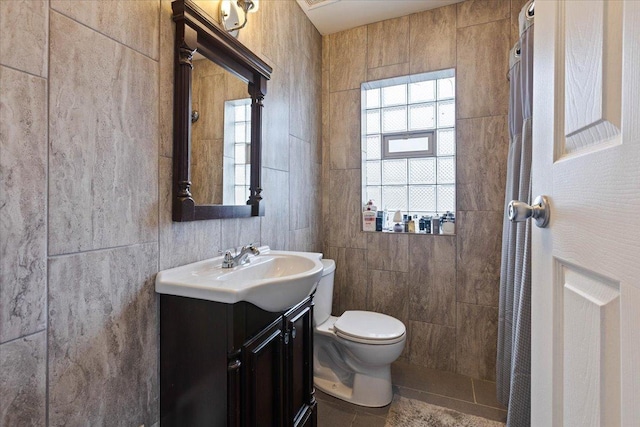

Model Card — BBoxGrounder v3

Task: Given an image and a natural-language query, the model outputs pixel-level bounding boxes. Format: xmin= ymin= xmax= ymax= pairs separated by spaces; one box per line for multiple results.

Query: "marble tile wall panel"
xmin=289 ymin=228 xmax=312 ymax=252
xmin=289 ymin=55 xmax=313 ymax=143
xmin=0 ymin=67 xmax=47 ymax=343
xmin=261 ymin=0 xmax=295 ymax=73
xmin=456 ymin=211 xmax=503 ymax=307
xmin=49 ymin=12 xmax=159 ymax=255
xmin=51 ymin=0 xmax=159 ymax=60
xmin=322 ymin=246 xmax=343 ymax=315
xmin=48 ymin=243 xmax=159 ymax=425
xmin=366 ymin=233 xmax=409 ymax=272
xmin=457 ymin=116 xmax=509 ymax=211
xmin=159 ymin=0 xmax=175 ymax=158
xmin=456 ymin=19 xmax=510 ymax=119
xmin=409 ymin=5 xmax=457 ymax=74
xmin=327 ymin=169 xmax=366 ymax=250
xmin=367 ymin=62 xmax=410 ymax=83
xmin=263 ymin=63 xmax=291 ymax=172
xmin=0 ymin=332 xmax=46 ymax=426
xmin=0 ymin=0 xmax=48 ymax=77
xmin=367 ymin=16 xmax=410 ymax=69
xmin=456 ymin=303 xmax=498 ymax=380
xmin=328 ymin=27 xmax=367 ymax=92
xmin=456 ymin=0 xmax=509 ymax=28
xmin=261 ymin=167 xmax=291 ymax=250
xmin=220 ymin=218 xmax=261 ymax=251
xmin=336 ymin=248 xmax=368 ymax=315
xmin=408 ymin=235 xmax=457 ymax=326
xmin=409 ymin=321 xmax=456 ymax=371
xmin=158 ymin=157 xmax=222 ymax=271
xmin=367 ymin=270 xmax=408 ymax=325
xmin=290 ymin=136 xmax=312 ymax=230
xmin=329 ymin=89 xmax=361 ymax=170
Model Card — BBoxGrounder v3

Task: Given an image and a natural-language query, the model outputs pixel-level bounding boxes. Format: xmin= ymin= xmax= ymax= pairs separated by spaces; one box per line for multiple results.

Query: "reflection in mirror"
xmin=190 ymin=57 xmax=251 ymax=206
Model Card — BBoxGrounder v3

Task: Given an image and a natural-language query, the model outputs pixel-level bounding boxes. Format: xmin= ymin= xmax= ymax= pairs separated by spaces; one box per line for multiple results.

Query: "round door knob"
xmin=508 ymin=195 xmax=550 ymax=228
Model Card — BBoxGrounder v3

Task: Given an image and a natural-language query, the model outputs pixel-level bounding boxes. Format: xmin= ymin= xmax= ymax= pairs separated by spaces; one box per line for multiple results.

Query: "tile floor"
xmin=316 ymin=361 xmax=507 ymax=426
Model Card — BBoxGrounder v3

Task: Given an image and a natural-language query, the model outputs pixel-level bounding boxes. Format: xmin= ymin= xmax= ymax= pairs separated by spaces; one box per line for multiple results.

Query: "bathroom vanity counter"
xmin=160 ymin=295 xmax=316 ymax=427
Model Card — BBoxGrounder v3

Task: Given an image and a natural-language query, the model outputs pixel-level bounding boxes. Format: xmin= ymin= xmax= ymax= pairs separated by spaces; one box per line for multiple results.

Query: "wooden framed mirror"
xmin=172 ymin=0 xmax=272 ymax=221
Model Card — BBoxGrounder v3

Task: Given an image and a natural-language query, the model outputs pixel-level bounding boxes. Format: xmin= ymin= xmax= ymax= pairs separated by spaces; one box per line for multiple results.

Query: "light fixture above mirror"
xmin=220 ymin=0 xmax=259 ymax=37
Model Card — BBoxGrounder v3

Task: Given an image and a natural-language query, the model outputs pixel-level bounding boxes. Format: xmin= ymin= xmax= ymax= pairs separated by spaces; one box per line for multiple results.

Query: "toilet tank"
xmin=313 ymin=259 xmax=335 ymax=325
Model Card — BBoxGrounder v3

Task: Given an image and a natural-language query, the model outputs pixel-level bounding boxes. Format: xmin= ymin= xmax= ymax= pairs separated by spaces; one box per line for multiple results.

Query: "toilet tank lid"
xmin=321 ymin=259 xmax=336 ymax=276
xmin=334 ymin=310 xmax=405 ymax=342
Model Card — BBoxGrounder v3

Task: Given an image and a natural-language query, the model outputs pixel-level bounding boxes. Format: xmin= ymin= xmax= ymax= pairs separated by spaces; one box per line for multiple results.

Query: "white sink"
xmin=155 ymin=247 xmax=323 ymax=312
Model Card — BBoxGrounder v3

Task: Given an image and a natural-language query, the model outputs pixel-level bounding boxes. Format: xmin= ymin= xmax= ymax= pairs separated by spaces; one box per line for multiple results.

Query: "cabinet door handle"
xmin=291 ymin=326 xmax=297 ymax=339
xmin=228 ymin=359 xmax=242 ymax=371
xmin=284 ymin=332 xmax=290 ymax=345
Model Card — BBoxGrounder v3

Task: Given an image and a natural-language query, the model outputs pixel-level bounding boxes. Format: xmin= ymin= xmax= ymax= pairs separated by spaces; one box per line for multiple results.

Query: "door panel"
xmin=242 ymin=319 xmax=284 ymax=427
xmin=532 ymin=1 xmax=640 ymax=426
xmin=563 ymin=0 xmax=621 ymax=152
xmin=285 ymin=299 xmax=315 ymax=427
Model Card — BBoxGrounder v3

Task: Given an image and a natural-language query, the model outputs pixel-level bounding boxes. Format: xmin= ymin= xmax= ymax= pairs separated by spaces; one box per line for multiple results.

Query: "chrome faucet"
xmin=222 ymin=243 xmax=260 ymax=268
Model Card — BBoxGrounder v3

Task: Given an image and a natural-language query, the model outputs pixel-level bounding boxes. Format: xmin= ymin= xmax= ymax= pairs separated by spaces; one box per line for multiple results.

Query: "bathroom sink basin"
xmin=155 ymin=247 xmax=323 ymax=312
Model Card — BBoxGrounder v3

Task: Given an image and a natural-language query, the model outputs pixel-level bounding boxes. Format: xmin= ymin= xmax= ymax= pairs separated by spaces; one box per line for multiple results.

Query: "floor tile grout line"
xmin=395 ymin=384 xmax=506 ymax=412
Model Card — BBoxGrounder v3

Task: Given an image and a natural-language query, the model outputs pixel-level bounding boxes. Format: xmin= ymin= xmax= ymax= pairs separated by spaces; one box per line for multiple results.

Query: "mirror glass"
xmin=190 ymin=56 xmax=251 ymax=206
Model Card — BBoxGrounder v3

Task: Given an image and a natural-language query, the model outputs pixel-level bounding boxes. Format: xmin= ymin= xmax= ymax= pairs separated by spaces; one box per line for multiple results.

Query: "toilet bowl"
xmin=313 ymin=259 xmax=406 ymax=407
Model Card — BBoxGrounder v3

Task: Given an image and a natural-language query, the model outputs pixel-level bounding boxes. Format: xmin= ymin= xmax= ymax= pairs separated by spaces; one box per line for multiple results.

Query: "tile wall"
xmin=0 ymin=0 xmax=321 ymax=424
xmin=322 ymin=0 xmax=528 ymax=380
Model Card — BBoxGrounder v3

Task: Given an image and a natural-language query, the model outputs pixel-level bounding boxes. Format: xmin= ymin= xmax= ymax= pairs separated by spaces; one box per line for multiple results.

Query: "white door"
xmin=531 ymin=1 xmax=640 ymax=426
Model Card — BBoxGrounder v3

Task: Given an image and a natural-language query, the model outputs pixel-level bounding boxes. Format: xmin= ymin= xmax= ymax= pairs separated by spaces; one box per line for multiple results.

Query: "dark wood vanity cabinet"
xmin=160 ymin=295 xmax=316 ymax=427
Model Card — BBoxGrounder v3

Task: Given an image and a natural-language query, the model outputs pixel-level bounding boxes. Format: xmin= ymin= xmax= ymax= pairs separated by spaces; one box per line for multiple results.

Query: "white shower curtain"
xmin=497 ymin=2 xmax=534 ymax=426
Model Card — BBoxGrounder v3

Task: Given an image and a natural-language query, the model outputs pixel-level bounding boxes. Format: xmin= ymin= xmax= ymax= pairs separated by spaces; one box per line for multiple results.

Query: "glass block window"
xmin=226 ymin=99 xmax=252 ymax=205
xmin=362 ymin=70 xmax=456 ymax=219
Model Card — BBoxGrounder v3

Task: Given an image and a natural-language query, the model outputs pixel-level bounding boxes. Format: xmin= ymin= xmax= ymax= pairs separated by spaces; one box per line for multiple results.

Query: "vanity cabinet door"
xmin=284 ymin=298 xmax=316 ymax=427
xmin=241 ymin=318 xmax=285 ymax=427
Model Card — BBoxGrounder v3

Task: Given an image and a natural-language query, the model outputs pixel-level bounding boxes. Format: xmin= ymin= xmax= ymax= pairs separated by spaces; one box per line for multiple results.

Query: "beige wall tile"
xmin=327 ymin=169 xmax=367 ymax=249
xmin=261 ymin=0 xmax=295 ymax=72
xmin=48 ymin=244 xmax=159 ymax=425
xmin=0 ymin=332 xmax=46 ymax=426
xmin=51 ymin=0 xmax=159 ymax=60
xmin=328 ymin=27 xmax=367 ymax=92
xmin=456 ymin=0 xmax=509 ymax=28
xmin=48 ymin=12 xmax=159 ymax=255
xmin=323 ymin=246 xmax=343 ymax=315
xmin=366 ymin=233 xmax=409 ymax=272
xmin=290 ymin=49 xmax=315 ymax=143
xmin=323 ymin=246 xmax=368 ymax=316
xmin=408 ymin=235 xmax=457 ymax=326
xmin=263 ymin=63 xmax=291 ymax=172
xmin=261 ymin=167 xmax=291 ymax=250
xmin=367 ymin=62 xmax=410 ymax=82
xmin=329 ymin=90 xmax=361 ymax=170
xmin=0 ymin=67 xmax=47 ymax=342
xmin=457 ymin=116 xmax=509 ymax=211
xmin=290 ymin=136 xmax=311 ymax=230
xmin=409 ymin=321 xmax=456 ymax=371
xmin=368 ymin=270 xmax=408 ymax=325
xmin=220 ymin=218 xmax=261 ymax=251
xmin=410 ymin=5 xmax=457 ymax=74
xmin=367 ymin=16 xmax=410 ymax=69
xmin=0 ymin=0 xmax=48 ymax=77
xmin=456 ymin=211 xmax=503 ymax=307
xmin=456 ymin=19 xmax=511 ymax=119
xmin=159 ymin=0 xmax=175 ymax=158
xmin=456 ymin=303 xmax=498 ymax=380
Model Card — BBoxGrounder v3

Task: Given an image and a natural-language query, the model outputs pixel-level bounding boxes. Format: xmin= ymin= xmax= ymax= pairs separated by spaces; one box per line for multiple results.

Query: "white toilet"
xmin=313 ymin=259 xmax=406 ymax=407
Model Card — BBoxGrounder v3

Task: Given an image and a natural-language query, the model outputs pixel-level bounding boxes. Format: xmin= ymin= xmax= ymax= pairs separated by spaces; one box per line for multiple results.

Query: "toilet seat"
xmin=333 ymin=311 xmax=406 ymax=345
